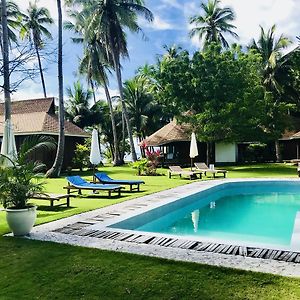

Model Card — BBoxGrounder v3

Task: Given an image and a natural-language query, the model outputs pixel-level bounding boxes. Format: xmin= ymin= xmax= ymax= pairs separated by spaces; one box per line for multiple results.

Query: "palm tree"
xmin=20 ymin=1 xmax=53 ymax=98
xmin=250 ymin=25 xmax=292 ymax=94
xmin=66 ymin=81 xmax=93 ymax=129
xmin=64 ymin=9 xmax=121 ymax=165
xmin=250 ymin=25 xmax=294 ymax=162
xmin=46 ymin=0 xmax=64 ymax=177
xmin=124 ymin=76 xmax=165 ymax=141
xmin=83 ymin=0 xmax=154 ymax=162
xmin=189 ymin=0 xmax=238 ymax=49
xmin=0 ymin=0 xmax=22 ymax=53
xmin=1 ymin=0 xmax=11 ymax=122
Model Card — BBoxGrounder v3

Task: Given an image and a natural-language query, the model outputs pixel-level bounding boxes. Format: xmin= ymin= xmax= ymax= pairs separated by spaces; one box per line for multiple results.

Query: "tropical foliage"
xmin=20 ymin=1 xmax=53 ymax=97
xmin=0 ymin=135 xmax=56 ymax=208
xmin=189 ymin=0 xmax=238 ymax=49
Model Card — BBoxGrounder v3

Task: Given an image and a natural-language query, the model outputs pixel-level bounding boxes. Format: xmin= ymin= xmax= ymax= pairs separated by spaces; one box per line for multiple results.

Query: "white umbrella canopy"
xmin=1 ymin=119 xmax=17 ymax=167
xmin=189 ymin=132 xmax=198 ymax=170
xmin=189 ymin=132 xmax=198 ymax=158
xmin=90 ymin=128 xmax=102 ymax=166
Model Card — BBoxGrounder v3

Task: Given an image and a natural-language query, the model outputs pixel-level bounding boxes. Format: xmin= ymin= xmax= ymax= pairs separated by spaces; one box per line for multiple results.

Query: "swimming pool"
xmin=110 ymin=181 xmax=300 ymax=250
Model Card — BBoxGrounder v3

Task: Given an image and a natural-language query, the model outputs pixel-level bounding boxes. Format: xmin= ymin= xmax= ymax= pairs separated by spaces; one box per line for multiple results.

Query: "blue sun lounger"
xmin=95 ymin=172 xmax=145 ymax=192
xmin=65 ymin=175 xmax=122 ymax=198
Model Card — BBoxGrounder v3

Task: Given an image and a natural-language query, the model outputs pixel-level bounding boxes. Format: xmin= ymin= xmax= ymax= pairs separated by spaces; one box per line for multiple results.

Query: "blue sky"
xmin=10 ymin=0 xmax=300 ymax=102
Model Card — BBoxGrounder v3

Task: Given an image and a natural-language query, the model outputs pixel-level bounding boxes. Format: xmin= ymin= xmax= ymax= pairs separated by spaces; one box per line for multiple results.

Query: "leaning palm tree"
xmin=83 ymin=0 xmax=154 ymax=162
xmin=20 ymin=1 xmax=53 ymax=97
xmin=0 ymin=0 xmax=23 ymax=53
xmin=46 ymin=0 xmax=64 ymax=178
xmin=78 ymin=43 xmax=122 ymax=165
xmin=189 ymin=0 xmax=238 ymax=49
xmin=65 ymin=9 xmax=121 ymax=165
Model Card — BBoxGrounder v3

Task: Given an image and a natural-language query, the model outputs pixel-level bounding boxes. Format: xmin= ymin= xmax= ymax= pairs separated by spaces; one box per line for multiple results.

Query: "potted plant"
xmin=0 ymin=135 xmax=55 ymax=236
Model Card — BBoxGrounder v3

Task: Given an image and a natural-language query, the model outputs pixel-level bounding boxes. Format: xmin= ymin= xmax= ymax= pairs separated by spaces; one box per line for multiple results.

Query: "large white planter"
xmin=6 ymin=206 xmax=37 ymax=236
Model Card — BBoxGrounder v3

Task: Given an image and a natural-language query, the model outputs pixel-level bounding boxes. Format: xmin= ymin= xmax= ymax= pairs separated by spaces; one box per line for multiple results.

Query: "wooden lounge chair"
xmin=94 ymin=172 xmax=145 ymax=192
xmin=194 ymin=162 xmax=227 ymax=178
xmin=31 ymin=193 xmax=74 ymax=207
xmin=168 ymin=166 xmax=202 ymax=180
xmin=64 ymin=176 xmax=122 ymax=198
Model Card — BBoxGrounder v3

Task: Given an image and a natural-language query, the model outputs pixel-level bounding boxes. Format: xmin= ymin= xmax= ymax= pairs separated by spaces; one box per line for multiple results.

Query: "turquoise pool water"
xmin=110 ymin=182 xmax=300 ymax=247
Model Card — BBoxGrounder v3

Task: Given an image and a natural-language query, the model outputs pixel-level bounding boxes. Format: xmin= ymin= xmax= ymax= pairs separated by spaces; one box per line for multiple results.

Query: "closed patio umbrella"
xmin=1 ymin=119 xmax=17 ymax=167
xmin=189 ymin=132 xmax=198 ymax=170
xmin=90 ymin=128 xmax=101 ymax=181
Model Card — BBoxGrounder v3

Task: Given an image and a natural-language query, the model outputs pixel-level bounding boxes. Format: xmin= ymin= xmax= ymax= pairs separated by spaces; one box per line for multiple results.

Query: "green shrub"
xmin=73 ymin=143 xmax=90 ymax=171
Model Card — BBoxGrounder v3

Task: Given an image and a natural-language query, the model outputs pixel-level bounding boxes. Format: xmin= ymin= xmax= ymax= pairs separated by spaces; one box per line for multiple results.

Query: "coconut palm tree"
xmin=189 ymin=0 xmax=238 ymax=49
xmin=250 ymin=25 xmax=295 ymax=162
xmin=0 ymin=0 xmax=22 ymax=52
xmin=65 ymin=81 xmax=93 ymax=129
xmin=1 ymin=0 xmax=11 ymax=120
xmin=83 ymin=0 xmax=154 ymax=162
xmin=124 ymin=76 xmax=165 ymax=141
xmin=249 ymin=25 xmax=292 ymax=94
xmin=20 ymin=1 xmax=53 ymax=97
xmin=46 ymin=0 xmax=64 ymax=177
xmin=64 ymin=9 xmax=121 ymax=165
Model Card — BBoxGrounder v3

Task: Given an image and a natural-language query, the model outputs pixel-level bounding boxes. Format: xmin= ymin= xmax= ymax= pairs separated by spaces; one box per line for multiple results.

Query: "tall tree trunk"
xmin=34 ymin=42 xmax=47 ymax=98
xmin=121 ymin=110 xmax=125 ymax=161
xmin=1 ymin=0 xmax=11 ymax=121
xmin=206 ymin=142 xmax=212 ymax=166
xmin=109 ymin=42 xmax=137 ymax=162
xmin=46 ymin=0 xmax=65 ymax=177
xmin=90 ymin=80 xmax=96 ymax=104
xmin=103 ymin=81 xmax=120 ymax=165
xmin=275 ymin=140 xmax=282 ymax=162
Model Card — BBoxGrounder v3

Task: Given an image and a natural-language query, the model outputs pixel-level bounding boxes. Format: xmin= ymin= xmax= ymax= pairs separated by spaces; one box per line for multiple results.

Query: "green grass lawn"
xmin=1 ymin=238 xmax=300 ymax=299
xmin=0 ymin=163 xmax=299 ymax=299
xmin=0 ymin=165 xmax=188 ymax=235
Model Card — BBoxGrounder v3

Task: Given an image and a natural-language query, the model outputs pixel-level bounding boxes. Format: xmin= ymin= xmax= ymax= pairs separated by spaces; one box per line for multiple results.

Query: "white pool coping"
xmin=21 ymin=178 xmax=300 ymax=277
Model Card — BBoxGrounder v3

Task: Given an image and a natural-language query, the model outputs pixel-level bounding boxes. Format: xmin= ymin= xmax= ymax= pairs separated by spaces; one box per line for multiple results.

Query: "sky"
xmin=9 ymin=0 xmax=300 ymax=102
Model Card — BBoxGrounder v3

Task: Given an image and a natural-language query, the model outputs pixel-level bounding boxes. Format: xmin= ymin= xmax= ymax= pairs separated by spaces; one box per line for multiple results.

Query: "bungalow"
xmin=0 ymin=97 xmax=89 ymax=169
xmin=141 ymin=120 xmax=237 ymax=166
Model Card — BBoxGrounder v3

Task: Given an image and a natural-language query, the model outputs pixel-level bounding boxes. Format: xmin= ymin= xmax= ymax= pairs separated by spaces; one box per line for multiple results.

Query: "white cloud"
xmin=221 ymin=0 xmax=299 ymax=45
xmin=15 ymin=0 xmax=70 ymax=22
xmin=141 ymin=15 xmax=177 ymax=31
xmin=183 ymin=0 xmax=300 ymax=49
xmin=159 ymin=0 xmax=183 ymax=10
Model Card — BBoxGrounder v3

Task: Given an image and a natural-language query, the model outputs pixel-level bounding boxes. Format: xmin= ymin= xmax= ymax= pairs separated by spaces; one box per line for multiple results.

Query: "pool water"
xmin=110 ymin=182 xmax=300 ymax=248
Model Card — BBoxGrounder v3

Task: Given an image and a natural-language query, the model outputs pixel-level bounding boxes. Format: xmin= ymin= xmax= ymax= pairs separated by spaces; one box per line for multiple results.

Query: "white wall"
xmin=215 ymin=142 xmax=237 ymax=163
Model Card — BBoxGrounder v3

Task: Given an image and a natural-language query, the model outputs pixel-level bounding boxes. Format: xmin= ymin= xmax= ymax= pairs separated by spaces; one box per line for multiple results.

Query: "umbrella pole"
xmin=93 ymin=165 xmax=95 ymax=183
xmin=191 ymin=158 xmax=193 ymax=171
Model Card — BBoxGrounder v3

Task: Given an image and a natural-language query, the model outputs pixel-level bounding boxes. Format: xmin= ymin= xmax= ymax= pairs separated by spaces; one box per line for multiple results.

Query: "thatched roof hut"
xmin=141 ymin=120 xmax=192 ymax=147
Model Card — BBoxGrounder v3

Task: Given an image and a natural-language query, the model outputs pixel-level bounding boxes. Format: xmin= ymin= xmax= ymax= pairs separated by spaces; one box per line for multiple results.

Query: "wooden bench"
xmin=31 ymin=193 xmax=73 ymax=207
xmin=63 ymin=185 xmax=122 ymax=198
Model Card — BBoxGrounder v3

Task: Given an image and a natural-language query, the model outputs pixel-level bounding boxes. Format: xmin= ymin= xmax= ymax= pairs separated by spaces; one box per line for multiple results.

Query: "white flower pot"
xmin=6 ymin=206 xmax=37 ymax=236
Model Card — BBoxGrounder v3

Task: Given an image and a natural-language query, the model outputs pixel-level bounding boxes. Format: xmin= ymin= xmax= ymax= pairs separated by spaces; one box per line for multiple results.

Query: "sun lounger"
xmin=194 ymin=162 xmax=227 ymax=178
xmin=31 ymin=193 xmax=74 ymax=207
xmin=64 ymin=176 xmax=122 ymax=198
xmin=168 ymin=166 xmax=202 ymax=180
xmin=94 ymin=172 xmax=145 ymax=192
